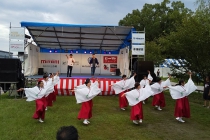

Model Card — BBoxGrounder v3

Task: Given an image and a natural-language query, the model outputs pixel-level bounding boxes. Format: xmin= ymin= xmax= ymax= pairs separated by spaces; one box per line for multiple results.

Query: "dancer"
xmin=121 ymin=82 xmax=154 ymax=124
xmin=168 ymin=72 xmax=197 ymax=122
xmin=17 ymin=80 xmax=54 ymax=123
xmin=203 ymin=76 xmax=210 ymax=108
xmin=111 ymin=73 xmax=136 ymax=110
xmin=140 ymin=71 xmax=153 ymax=104
xmin=71 ymin=78 xmax=101 ymax=125
xmin=151 ymin=75 xmax=171 ymax=111
xmin=42 ymin=72 xmax=60 ymax=110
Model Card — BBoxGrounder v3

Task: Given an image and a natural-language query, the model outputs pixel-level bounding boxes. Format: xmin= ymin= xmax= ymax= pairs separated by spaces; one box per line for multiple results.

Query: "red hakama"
xmin=33 ymin=97 xmax=46 ymax=120
xmin=130 ymin=102 xmax=143 ymax=120
xmin=152 ymin=92 xmax=165 ymax=107
xmin=119 ymin=91 xmax=128 ymax=108
xmin=52 ymin=90 xmax=56 ymax=102
xmin=78 ymin=100 xmax=93 ymax=119
xmin=46 ymin=92 xmax=54 ymax=106
xmin=174 ymin=96 xmax=190 ymax=118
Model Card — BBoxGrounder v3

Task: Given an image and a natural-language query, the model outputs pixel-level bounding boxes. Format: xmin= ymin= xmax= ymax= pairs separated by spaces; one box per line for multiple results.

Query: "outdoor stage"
xmin=25 ymin=74 xmax=121 ymax=96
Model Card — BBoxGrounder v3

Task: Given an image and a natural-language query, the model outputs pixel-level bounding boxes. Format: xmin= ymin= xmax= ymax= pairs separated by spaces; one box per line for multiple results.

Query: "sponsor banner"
xmin=110 ymin=64 xmax=117 ymax=72
xmin=132 ymin=33 xmax=145 ymax=44
xmin=132 ymin=45 xmax=145 ymax=55
xmin=103 ymin=56 xmax=117 ymax=63
xmin=10 ymin=28 xmax=25 ymax=40
xmin=10 ymin=40 xmax=25 ymax=52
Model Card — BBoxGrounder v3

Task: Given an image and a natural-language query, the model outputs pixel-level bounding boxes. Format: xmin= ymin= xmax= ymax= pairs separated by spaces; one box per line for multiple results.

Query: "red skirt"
xmin=152 ymin=92 xmax=165 ymax=107
xmin=33 ymin=97 xmax=46 ymax=120
xmin=46 ymin=92 xmax=54 ymax=107
xmin=52 ymin=91 xmax=56 ymax=102
xmin=130 ymin=102 xmax=143 ymax=120
xmin=119 ymin=91 xmax=128 ymax=108
xmin=78 ymin=100 xmax=93 ymax=119
xmin=174 ymin=97 xmax=190 ymax=118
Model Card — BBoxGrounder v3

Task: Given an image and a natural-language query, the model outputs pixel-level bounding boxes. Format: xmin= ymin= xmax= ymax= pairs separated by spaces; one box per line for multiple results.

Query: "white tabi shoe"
xmin=179 ymin=118 xmax=185 ymax=123
xmin=133 ymin=120 xmax=138 ymax=125
xmin=143 ymin=101 xmax=145 ymax=104
xmin=45 ymin=107 xmax=48 ymax=111
xmin=86 ymin=120 xmax=90 ymax=124
xmin=139 ymin=119 xmax=143 ymax=123
xmin=121 ymin=108 xmax=125 ymax=111
xmin=176 ymin=117 xmax=180 ymax=121
xmin=39 ymin=118 xmax=44 ymax=123
xmin=83 ymin=119 xmax=88 ymax=125
xmin=157 ymin=106 xmax=162 ymax=111
xmin=155 ymin=105 xmax=158 ymax=108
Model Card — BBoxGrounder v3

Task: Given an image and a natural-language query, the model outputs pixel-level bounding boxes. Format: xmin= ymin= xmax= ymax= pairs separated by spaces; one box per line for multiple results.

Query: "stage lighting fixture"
xmin=54 ymin=50 xmax=57 ymax=53
xmin=109 ymin=51 xmax=111 ymax=54
xmin=70 ymin=50 xmax=73 ymax=53
xmin=49 ymin=50 xmax=52 ymax=53
xmin=84 ymin=51 xmax=86 ymax=53
xmin=76 ymin=51 xmax=78 ymax=53
xmin=90 ymin=51 xmax=92 ymax=54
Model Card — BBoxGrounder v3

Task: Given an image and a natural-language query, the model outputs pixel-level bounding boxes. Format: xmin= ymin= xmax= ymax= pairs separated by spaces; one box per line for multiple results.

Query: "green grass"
xmin=0 ymin=92 xmax=210 ymax=140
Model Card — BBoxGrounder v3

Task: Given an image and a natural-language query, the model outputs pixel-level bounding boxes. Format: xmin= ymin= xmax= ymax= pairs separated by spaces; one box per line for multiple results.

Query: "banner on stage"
xmin=132 ymin=33 xmax=145 ymax=44
xmin=9 ymin=40 xmax=25 ymax=52
xmin=132 ymin=45 xmax=145 ymax=55
xmin=103 ymin=56 xmax=117 ymax=63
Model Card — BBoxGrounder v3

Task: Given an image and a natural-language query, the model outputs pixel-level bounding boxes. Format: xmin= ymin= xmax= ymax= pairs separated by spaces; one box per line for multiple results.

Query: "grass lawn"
xmin=0 ymin=92 xmax=210 ymax=140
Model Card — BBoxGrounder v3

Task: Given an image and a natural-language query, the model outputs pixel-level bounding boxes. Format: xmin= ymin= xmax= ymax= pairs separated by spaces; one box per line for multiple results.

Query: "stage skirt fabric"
xmin=152 ymin=92 xmax=166 ymax=107
xmin=119 ymin=91 xmax=128 ymax=108
xmin=130 ymin=102 xmax=143 ymax=120
xmin=78 ymin=100 xmax=93 ymax=119
xmin=54 ymin=78 xmax=120 ymax=96
xmin=33 ymin=97 xmax=46 ymax=120
xmin=174 ymin=97 xmax=190 ymax=118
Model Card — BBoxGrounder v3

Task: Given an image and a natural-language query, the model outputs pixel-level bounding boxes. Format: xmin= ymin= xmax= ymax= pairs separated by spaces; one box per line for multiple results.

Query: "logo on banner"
xmin=41 ymin=60 xmax=59 ymax=64
xmin=103 ymin=56 xmax=117 ymax=63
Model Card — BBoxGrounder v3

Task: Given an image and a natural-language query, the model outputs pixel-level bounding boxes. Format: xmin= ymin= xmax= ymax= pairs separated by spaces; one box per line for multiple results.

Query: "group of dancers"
xmin=18 ymin=70 xmax=197 ymax=125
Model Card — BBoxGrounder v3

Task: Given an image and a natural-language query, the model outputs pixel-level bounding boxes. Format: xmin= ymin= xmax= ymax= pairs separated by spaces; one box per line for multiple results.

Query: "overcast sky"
xmin=0 ymin=0 xmax=197 ymax=52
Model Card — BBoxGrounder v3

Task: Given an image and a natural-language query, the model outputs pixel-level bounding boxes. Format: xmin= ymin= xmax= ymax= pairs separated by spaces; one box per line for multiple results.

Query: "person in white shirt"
xmin=66 ymin=54 xmax=75 ymax=77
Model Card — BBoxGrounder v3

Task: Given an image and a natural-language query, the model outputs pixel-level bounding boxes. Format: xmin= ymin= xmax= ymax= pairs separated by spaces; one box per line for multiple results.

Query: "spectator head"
xmin=122 ymin=75 xmax=126 ymax=80
xmin=134 ymin=82 xmax=140 ymax=89
xmin=56 ymin=125 xmax=78 ymax=140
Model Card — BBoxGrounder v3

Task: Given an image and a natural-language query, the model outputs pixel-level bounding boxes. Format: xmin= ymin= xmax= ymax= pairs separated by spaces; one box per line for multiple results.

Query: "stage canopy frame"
xmin=21 ymin=21 xmax=135 ymax=54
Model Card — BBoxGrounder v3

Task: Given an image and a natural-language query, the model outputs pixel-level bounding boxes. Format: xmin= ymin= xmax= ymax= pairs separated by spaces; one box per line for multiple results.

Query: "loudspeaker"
xmin=134 ymin=61 xmax=156 ymax=82
xmin=116 ymin=69 xmax=121 ymax=76
xmin=38 ymin=68 xmax=44 ymax=75
xmin=0 ymin=58 xmax=21 ymax=82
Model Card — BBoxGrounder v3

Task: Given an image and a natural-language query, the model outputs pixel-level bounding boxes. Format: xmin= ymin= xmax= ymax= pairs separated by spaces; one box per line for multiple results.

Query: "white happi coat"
xmin=74 ymin=81 xmax=101 ymax=104
xmin=151 ymin=78 xmax=171 ymax=95
xmin=42 ymin=75 xmax=60 ymax=97
xmin=125 ymin=85 xmax=154 ymax=106
xmin=112 ymin=76 xmax=135 ymax=94
xmin=168 ymin=78 xmax=197 ymax=99
xmin=24 ymin=85 xmax=52 ymax=102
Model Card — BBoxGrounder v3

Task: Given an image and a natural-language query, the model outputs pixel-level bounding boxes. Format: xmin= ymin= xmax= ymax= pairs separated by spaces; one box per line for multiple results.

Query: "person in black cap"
xmin=66 ymin=54 xmax=75 ymax=77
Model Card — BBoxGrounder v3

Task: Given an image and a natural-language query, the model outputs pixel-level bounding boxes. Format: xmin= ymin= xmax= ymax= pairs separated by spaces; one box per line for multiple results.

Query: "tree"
xmin=157 ymin=14 xmax=210 ymax=80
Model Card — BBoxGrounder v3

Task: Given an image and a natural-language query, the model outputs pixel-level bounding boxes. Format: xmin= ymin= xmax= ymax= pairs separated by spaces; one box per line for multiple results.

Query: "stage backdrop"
xmin=38 ymin=53 xmax=119 ymax=75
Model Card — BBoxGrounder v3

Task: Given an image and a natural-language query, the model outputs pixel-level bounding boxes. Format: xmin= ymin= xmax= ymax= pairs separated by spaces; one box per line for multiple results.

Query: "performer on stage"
xmin=151 ymin=75 xmax=171 ymax=111
xmin=168 ymin=72 xmax=197 ymax=122
xmin=42 ymin=72 xmax=60 ymax=110
xmin=140 ymin=71 xmax=153 ymax=104
xmin=111 ymin=73 xmax=136 ymax=110
xmin=66 ymin=54 xmax=75 ymax=77
xmin=89 ymin=53 xmax=99 ymax=77
xmin=17 ymin=80 xmax=54 ymax=123
xmin=121 ymin=82 xmax=154 ymax=124
xmin=71 ymin=78 xmax=101 ymax=125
